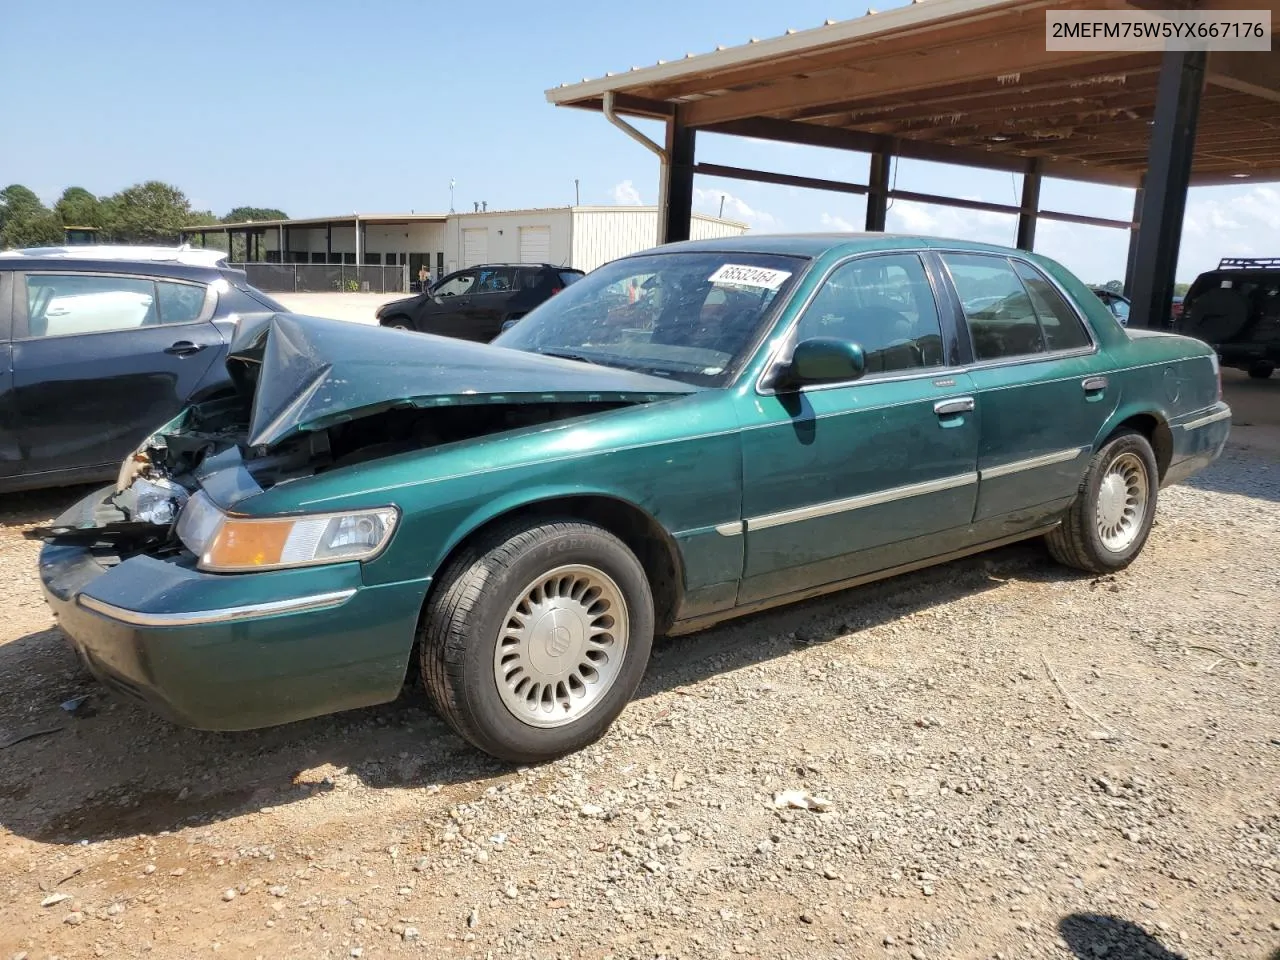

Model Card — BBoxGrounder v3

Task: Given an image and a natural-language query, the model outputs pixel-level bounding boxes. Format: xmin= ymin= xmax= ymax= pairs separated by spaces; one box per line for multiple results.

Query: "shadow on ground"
xmin=1059 ymin=913 xmax=1188 ymax=960
xmin=0 ymin=536 xmax=1080 ymax=845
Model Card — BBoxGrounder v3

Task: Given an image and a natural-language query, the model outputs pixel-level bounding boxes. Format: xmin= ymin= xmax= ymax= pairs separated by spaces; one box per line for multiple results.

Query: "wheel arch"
xmin=425 ymin=488 xmax=687 ymax=636
xmin=1094 ymin=408 xmax=1174 ymax=482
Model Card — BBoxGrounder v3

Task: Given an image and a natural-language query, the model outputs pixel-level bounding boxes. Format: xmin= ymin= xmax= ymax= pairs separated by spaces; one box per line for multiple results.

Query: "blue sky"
xmin=3 ymin=0 xmax=1275 ymax=283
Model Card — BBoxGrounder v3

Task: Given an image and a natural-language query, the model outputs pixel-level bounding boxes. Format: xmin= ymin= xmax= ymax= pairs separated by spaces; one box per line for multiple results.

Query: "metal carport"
xmin=546 ymin=0 xmax=1279 ymax=327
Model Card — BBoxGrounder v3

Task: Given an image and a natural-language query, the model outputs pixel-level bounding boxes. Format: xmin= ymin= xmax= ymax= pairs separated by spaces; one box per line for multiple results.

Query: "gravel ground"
xmin=0 ymin=428 xmax=1275 ymax=960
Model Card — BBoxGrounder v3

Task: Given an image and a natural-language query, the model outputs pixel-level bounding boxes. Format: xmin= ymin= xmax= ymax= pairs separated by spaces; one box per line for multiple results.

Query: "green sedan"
xmin=34 ymin=235 xmax=1231 ymax=762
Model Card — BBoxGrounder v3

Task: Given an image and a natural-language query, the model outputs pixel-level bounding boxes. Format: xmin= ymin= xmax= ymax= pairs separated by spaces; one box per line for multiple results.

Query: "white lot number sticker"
xmin=707 ymin=263 xmax=792 ymax=290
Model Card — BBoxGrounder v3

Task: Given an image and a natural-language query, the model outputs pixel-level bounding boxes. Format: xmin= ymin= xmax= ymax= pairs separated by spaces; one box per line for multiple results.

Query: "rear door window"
xmin=942 ymin=254 xmax=1047 ymax=361
xmin=1012 ymin=261 xmax=1092 ymax=350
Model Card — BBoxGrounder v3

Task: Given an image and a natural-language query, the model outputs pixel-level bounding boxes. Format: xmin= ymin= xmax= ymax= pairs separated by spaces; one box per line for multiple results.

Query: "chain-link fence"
xmin=233 ymin=263 xmax=408 ymax=295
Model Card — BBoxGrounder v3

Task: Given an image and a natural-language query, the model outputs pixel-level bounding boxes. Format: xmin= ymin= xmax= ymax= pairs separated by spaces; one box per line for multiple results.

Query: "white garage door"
xmin=462 ymin=228 xmax=488 ymax=267
xmin=518 ymin=225 xmax=552 ymax=264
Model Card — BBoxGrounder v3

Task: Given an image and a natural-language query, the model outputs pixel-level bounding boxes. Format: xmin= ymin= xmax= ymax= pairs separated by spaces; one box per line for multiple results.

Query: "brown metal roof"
xmin=547 ymin=0 xmax=1280 ymax=186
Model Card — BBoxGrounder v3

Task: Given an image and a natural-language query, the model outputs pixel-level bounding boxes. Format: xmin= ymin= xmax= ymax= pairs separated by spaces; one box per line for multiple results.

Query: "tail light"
xmin=551 ymin=287 xmax=561 ymax=296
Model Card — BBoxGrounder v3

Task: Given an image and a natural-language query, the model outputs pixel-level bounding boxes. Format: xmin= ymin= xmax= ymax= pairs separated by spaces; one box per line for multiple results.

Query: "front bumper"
xmin=39 ymin=486 xmax=430 ymax=731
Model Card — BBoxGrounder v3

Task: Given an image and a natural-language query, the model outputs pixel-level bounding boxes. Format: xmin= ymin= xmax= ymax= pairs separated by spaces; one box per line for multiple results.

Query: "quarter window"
xmin=23 ymin=274 xmax=206 ymax=338
xmin=794 ymin=253 xmax=945 ymax=375
xmin=943 ymin=254 xmax=1047 ymax=361
xmin=1013 ymin=262 xmax=1092 ymax=350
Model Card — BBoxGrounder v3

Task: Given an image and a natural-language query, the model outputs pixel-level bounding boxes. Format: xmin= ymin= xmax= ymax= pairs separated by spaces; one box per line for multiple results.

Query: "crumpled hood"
xmin=226 ymin=313 xmax=699 ymax=449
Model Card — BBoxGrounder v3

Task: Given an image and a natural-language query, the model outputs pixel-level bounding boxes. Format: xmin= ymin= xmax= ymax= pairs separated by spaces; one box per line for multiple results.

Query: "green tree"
xmin=223 ymin=206 xmax=288 ymax=223
xmin=0 ymin=184 xmax=63 ymax=249
xmin=1102 ymin=279 xmax=1124 ymax=294
xmin=54 ymin=186 xmax=105 ymax=228
xmin=2 ymin=210 xmax=64 ymax=247
xmin=102 ymin=180 xmax=200 ymax=243
xmin=0 ymin=184 xmax=45 ymax=233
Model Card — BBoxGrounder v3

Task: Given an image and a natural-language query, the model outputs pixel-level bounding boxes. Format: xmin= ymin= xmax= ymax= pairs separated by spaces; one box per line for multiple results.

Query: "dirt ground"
xmin=0 ymin=376 xmax=1276 ymax=960
xmin=273 ymin=293 xmax=395 ymax=326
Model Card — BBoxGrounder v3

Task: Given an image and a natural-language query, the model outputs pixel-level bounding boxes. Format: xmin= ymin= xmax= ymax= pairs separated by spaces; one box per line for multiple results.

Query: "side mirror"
xmin=776 ymin=337 xmax=866 ymax=390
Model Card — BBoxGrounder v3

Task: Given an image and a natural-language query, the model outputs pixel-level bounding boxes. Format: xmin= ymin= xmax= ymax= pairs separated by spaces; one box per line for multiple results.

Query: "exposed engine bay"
xmin=25 ymin=312 xmax=697 ymax=558
xmin=25 ymin=392 xmax=631 ymax=556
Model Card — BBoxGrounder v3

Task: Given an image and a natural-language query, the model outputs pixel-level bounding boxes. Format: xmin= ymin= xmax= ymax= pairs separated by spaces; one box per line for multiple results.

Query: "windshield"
xmin=492 ymin=251 xmax=807 ymax=386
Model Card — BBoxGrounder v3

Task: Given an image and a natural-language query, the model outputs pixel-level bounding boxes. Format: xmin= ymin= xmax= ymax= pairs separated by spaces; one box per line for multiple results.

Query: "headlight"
xmin=176 ymin=491 xmax=398 ymax=572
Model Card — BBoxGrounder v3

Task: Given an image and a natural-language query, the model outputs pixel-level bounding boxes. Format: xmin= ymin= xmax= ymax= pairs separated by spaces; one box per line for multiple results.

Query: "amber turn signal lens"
xmin=203 ymin=518 xmax=297 ymax=571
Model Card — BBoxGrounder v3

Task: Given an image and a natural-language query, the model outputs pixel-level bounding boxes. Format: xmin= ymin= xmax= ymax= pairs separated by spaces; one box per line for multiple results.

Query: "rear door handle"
xmin=1082 ymin=376 xmax=1109 ymax=392
xmin=164 ymin=341 xmax=206 ymax=357
xmin=934 ymin=397 xmax=975 ymax=416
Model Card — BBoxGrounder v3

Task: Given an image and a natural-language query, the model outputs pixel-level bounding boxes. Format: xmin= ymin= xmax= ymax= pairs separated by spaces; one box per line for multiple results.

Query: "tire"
xmin=1248 ymin=362 xmax=1274 ymax=380
xmin=383 ymin=315 xmax=412 ymax=330
xmin=419 ymin=519 xmax=654 ymax=763
xmin=1045 ymin=430 xmax=1160 ymax=574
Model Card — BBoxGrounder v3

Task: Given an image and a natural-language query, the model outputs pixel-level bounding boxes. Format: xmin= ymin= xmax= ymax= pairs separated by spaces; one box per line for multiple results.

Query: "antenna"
xmin=719 ymin=194 xmax=726 ymax=218
xmin=574 ymin=179 xmax=581 ymax=206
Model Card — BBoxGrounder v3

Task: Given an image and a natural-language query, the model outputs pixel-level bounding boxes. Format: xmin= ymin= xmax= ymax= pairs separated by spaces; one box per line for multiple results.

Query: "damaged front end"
xmin=27 ymin=312 xmax=698 ymax=560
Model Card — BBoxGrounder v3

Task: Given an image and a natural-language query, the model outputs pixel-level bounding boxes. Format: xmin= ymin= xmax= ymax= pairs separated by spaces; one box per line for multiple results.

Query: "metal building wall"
xmin=570 ymin=208 xmax=748 ymax=273
xmin=443 ymin=209 xmax=573 ymax=273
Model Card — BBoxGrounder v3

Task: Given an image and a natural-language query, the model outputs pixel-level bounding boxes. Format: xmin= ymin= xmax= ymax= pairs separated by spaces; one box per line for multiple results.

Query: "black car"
xmin=1178 ymin=257 xmax=1280 ymax=379
xmin=376 ymin=263 xmax=585 ymax=342
xmin=0 ymin=247 xmax=286 ymax=493
xmin=1089 ymin=287 xmax=1131 ymax=326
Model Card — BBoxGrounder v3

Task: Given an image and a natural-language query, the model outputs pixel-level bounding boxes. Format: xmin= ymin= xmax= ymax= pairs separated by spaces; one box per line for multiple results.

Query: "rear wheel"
xmin=419 ymin=519 xmax=654 ymax=763
xmin=1248 ymin=362 xmax=1274 ymax=380
xmin=1045 ymin=430 xmax=1159 ymax=574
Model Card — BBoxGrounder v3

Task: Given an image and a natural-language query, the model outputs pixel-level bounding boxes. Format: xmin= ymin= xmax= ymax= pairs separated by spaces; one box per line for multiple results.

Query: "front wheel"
xmin=1045 ymin=430 xmax=1159 ymax=574
xmin=419 ymin=519 xmax=654 ymax=763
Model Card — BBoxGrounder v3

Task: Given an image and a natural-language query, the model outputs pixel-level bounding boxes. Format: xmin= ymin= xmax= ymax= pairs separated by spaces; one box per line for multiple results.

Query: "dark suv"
xmin=1178 ymin=257 xmax=1280 ymax=379
xmin=376 ymin=263 xmax=584 ymax=342
xmin=0 ymin=247 xmax=287 ymax=493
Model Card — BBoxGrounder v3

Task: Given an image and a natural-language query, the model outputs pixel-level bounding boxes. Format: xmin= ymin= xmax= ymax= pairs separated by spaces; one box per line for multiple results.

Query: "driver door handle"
xmin=934 ymin=397 xmax=975 ymax=416
xmin=164 ymin=341 xmax=206 ymax=357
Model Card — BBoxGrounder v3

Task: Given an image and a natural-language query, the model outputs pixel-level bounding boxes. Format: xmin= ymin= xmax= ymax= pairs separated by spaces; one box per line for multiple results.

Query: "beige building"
xmin=182 ymin=205 xmax=747 ymax=289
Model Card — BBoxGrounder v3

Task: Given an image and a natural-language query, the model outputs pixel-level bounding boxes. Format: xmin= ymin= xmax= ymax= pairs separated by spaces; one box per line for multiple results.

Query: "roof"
xmin=186 ymin=206 xmax=750 ymax=232
xmin=611 ymin=230 xmax=1057 ymax=258
xmin=548 ymin=0 xmax=1280 ymax=186
xmin=0 ymin=256 xmax=231 ymax=280
xmin=0 ymin=245 xmax=229 ymax=268
xmin=195 ymin=213 xmax=449 ymax=231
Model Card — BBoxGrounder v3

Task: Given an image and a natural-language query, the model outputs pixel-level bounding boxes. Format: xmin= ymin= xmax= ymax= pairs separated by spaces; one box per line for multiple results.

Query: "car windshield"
xmin=491 ymin=251 xmax=807 ymax=387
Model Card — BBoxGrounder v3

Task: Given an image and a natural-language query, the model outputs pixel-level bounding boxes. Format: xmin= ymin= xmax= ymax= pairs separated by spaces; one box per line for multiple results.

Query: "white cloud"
xmin=820 ymin=212 xmax=858 ymax=232
xmin=692 ymin=186 xmax=778 ymax=228
xmin=612 ymin=180 xmax=644 ymax=205
xmin=886 ymin=197 xmax=1015 ymax=247
xmin=1178 ymin=185 xmax=1280 ymax=280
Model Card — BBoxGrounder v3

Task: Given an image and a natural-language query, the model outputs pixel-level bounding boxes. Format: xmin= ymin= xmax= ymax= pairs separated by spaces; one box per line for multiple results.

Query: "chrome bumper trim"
xmin=77 ymin=589 xmax=358 ymax=627
xmin=1181 ymin=406 xmax=1232 ymax=431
